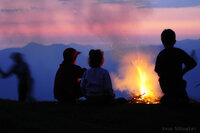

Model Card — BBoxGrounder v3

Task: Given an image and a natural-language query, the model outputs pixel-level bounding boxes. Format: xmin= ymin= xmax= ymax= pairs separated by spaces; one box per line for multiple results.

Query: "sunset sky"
xmin=0 ymin=0 xmax=200 ymax=49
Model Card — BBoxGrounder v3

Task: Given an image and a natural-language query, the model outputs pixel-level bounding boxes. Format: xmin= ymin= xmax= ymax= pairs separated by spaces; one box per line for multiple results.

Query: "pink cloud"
xmin=0 ymin=0 xmax=199 ymax=49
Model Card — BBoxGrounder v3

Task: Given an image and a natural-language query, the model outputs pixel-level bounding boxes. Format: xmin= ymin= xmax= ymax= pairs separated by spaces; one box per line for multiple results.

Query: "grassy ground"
xmin=0 ymin=99 xmax=200 ymax=133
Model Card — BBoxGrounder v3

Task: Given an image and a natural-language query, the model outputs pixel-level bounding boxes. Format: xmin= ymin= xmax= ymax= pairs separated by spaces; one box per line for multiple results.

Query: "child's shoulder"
xmin=159 ymin=47 xmax=185 ymax=55
xmin=88 ymin=67 xmax=108 ymax=73
xmin=170 ymin=47 xmax=187 ymax=55
xmin=72 ymin=64 xmax=84 ymax=70
xmin=173 ymin=47 xmax=185 ymax=52
xmin=99 ymin=67 xmax=109 ymax=72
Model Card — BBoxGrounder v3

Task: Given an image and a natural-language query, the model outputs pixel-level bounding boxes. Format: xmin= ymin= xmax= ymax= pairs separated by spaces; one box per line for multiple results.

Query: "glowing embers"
xmin=112 ymin=52 xmax=163 ymax=104
xmin=128 ymin=93 xmax=160 ymax=104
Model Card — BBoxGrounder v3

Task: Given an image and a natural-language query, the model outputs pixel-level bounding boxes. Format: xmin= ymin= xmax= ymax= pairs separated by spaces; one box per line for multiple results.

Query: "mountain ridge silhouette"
xmin=0 ymin=39 xmax=199 ymax=101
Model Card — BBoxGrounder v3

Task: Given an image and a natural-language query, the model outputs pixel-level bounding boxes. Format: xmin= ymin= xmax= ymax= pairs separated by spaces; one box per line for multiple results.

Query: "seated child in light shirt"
xmin=80 ymin=49 xmax=115 ymax=104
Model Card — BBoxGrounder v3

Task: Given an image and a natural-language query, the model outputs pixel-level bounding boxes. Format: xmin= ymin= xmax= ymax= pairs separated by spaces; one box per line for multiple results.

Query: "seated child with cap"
xmin=54 ymin=48 xmax=86 ymax=103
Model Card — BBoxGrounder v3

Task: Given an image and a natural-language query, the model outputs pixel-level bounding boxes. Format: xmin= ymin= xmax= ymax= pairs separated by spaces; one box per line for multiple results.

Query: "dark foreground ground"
xmin=0 ymin=99 xmax=200 ymax=133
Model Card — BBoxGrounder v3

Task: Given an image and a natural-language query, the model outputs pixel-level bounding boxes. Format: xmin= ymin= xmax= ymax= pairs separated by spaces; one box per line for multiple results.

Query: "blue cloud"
xmin=30 ymin=6 xmax=45 ymax=11
xmin=0 ymin=8 xmax=24 ymax=13
xmin=98 ymin=0 xmax=200 ymax=8
xmin=98 ymin=0 xmax=132 ymax=4
xmin=57 ymin=0 xmax=200 ymax=8
xmin=58 ymin=0 xmax=71 ymax=2
xmin=144 ymin=0 xmax=200 ymax=8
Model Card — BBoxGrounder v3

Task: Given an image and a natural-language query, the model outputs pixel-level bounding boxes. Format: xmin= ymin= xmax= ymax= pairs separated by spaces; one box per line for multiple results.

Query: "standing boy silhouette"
xmin=155 ymin=29 xmax=197 ymax=104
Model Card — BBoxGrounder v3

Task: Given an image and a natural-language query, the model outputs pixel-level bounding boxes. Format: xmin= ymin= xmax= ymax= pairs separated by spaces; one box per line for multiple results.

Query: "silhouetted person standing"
xmin=54 ymin=48 xmax=86 ymax=103
xmin=1 ymin=52 xmax=34 ymax=102
xmin=81 ymin=49 xmax=115 ymax=105
xmin=155 ymin=29 xmax=197 ymax=104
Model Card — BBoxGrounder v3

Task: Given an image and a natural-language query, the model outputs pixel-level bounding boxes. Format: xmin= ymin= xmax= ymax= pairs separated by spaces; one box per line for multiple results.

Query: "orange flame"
xmin=112 ymin=51 xmax=163 ymax=104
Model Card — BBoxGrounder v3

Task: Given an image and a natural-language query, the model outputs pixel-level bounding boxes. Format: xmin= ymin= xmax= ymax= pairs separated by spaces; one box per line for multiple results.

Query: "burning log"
xmin=128 ymin=93 xmax=160 ymax=104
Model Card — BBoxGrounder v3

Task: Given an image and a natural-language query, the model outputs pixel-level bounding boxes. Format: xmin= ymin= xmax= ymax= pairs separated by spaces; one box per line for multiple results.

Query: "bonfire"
xmin=112 ymin=51 xmax=163 ymax=104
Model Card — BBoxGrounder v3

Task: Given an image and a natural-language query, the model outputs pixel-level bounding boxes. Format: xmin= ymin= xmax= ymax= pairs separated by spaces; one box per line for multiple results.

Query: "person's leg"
xmin=57 ymin=97 xmax=76 ymax=104
xmin=160 ymin=80 xmax=189 ymax=104
xmin=27 ymin=78 xmax=35 ymax=102
xmin=177 ymin=80 xmax=189 ymax=104
xmin=86 ymin=96 xmax=105 ymax=105
xmin=74 ymin=84 xmax=83 ymax=98
xmin=18 ymin=84 xmax=27 ymax=102
xmin=159 ymin=80 xmax=176 ymax=104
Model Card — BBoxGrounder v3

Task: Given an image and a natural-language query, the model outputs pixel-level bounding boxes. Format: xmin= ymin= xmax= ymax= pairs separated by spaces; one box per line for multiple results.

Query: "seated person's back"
xmin=82 ymin=67 xmax=112 ymax=97
xmin=81 ymin=49 xmax=115 ymax=104
xmin=54 ymin=48 xmax=86 ymax=102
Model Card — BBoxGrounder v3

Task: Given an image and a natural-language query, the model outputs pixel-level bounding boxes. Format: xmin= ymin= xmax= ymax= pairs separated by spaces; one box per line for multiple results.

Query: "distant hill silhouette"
xmin=0 ymin=39 xmax=199 ymax=101
xmin=176 ymin=39 xmax=200 ymax=51
xmin=0 ymin=42 xmax=91 ymax=101
xmin=0 ymin=42 xmax=120 ymax=101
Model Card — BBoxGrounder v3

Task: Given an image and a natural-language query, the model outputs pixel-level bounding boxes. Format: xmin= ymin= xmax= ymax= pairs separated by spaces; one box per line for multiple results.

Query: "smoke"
xmin=60 ymin=0 xmax=152 ymax=63
xmin=65 ymin=1 xmax=162 ymax=100
xmin=111 ymin=50 xmax=163 ymax=99
xmin=67 ymin=1 xmax=160 ymax=98
xmin=0 ymin=0 xmax=152 ymax=49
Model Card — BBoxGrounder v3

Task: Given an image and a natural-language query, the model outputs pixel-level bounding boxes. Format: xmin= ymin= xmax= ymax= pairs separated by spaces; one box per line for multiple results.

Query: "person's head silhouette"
xmin=88 ymin=49 xmax=104 ymax=68
xmin=63 ymin=48 xmax=80 ymax=64
xmin=10 ymin=52 xmax=23 ymax=63
xmin=161 ymin=29 xmax=176 ymax=48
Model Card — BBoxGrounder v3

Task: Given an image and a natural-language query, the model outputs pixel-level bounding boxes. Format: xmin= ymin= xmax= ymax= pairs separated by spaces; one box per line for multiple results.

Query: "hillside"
xmin=0 ymin=39 xmax=200 ymax=101
xmin=0 ymin=99 xmax=200 ymax=133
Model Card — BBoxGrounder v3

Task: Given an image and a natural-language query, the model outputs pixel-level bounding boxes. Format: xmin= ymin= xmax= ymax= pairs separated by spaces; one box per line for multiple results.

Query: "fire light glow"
xmin=112 ymin=51 xmax=163 ymax=104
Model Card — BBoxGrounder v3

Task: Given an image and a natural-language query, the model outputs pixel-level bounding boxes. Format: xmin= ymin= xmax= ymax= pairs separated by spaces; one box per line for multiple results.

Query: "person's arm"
xmin=103 ymin=70 xmax=115 ymax=98
xmin=74 ymin=66 xmax=87 ymax=83
xmin=0 ymin=68 xmax=3 ymax=78
xmin=76 ymin=66 xmax=87 ymax=78
xmin=155 ymin=52 xmax=162 ymax=77
xmin=182 ymin=51 xmax=197 ymax=76
xmin=1 ymin=68 xmax=14 ymax=78
xmin=80 ymin=71 xmax=87 ymax=96
xmin=155 ymin=56 xmax=159 ymax=74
